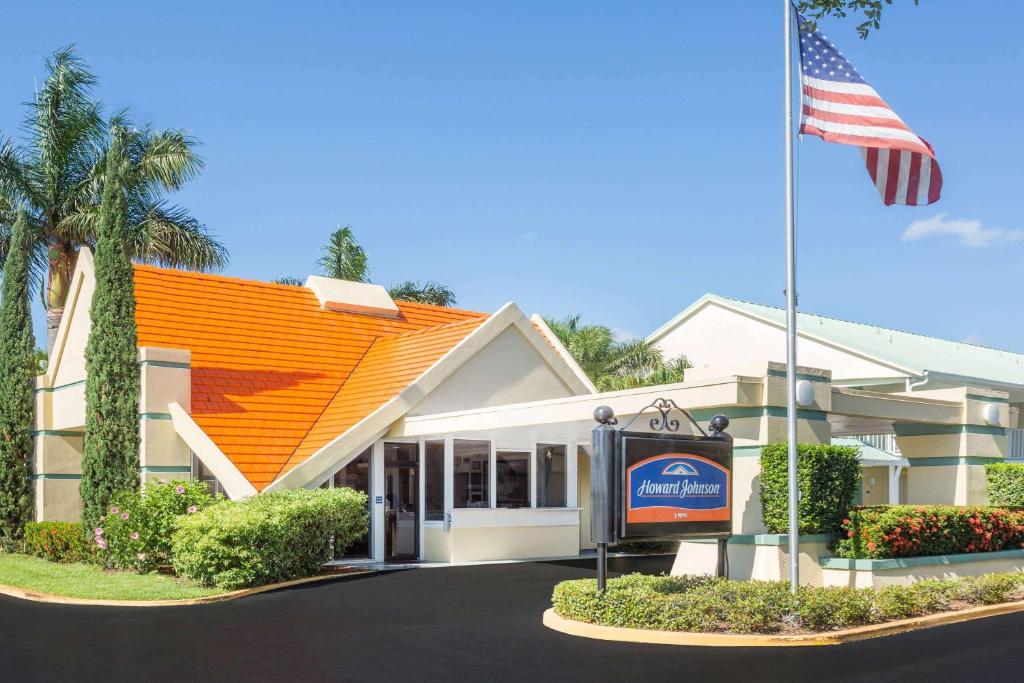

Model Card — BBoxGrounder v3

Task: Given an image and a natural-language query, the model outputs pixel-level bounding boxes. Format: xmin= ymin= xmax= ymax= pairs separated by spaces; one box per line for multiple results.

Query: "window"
xmin=535 ymin=444 xmax=566 ymax=507
xmin=333 ymin=448 xmax=371 ymax=558
xmin=496 ymin=450 xmax=531 ymax=508
xmin=191 ymin=454 xmax=223 ymax=496
xmin=425 ymin=440 xmax=445 ymax=521
xmin=453 ymin=440 xmax=489 ymax=508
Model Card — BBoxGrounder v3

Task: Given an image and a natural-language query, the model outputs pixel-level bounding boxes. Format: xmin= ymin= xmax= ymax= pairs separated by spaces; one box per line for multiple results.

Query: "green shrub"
xmin=873 ymin=580 xmax=951 ymax=621
xmin=834 ymin=505 xmax=1024 ymax=559
xmin=950 ymin=573 xmax=1024 ymax=605
xmin=796 ymin=586 xmax=875 ymax=630
xmin=24 ymin=522 xmax=93 ymax=563
xmin=171 ymin=487 xmax=368 ymax=590
xmin=986 ymin=463 xmax=1024 ymax=506
xmin=760 ymin=442 xmax=861 ymax=535
xmin=94 ymin=480 xmax=219 ymax=572
xmin=550 ymin=571 xmax=1024 ymax=634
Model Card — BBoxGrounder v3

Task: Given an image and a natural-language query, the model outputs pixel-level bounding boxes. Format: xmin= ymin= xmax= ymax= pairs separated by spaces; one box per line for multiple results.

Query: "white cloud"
xmin=901 ymin=214 xmax=1024 ymax=247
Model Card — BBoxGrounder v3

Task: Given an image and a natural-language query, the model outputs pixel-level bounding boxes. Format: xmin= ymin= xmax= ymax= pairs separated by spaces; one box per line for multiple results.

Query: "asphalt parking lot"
xmin=3 ymin=555 xmax=1023 ymax=682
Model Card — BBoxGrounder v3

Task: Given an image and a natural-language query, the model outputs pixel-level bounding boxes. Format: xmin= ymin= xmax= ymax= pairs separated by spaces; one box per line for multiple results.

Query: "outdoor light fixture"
xmin=795 ymin=379 xmax=815 ymax=407
xmin=982 ymin=403 xmax=1001 ymax=426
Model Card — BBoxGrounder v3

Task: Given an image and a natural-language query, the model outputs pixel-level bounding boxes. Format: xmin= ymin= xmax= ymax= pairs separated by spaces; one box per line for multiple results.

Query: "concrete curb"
xmin=542 ymin=599 xmax=1024 ymax=647
xmin=0 ymin=569 xmax=376 ymax=608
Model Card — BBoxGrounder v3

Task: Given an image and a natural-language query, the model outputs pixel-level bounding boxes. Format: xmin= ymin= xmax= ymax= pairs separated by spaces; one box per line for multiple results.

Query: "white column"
xmin=888 ymin=465 xmax=903 ymax=505
xmin=371 ymin=441 xmax=385 ymax=561
xmin=443 ymin=437 xmax=454 ymax=531
xmin=529 ymin=445 xmax=538 ymax=509
xmin=566 ymin=440 xmax=578 ymax=508
xmin=488 ymin=441 xmax=497 ymax=508
xmin=418 ymin=440 xmax=425 ymax=560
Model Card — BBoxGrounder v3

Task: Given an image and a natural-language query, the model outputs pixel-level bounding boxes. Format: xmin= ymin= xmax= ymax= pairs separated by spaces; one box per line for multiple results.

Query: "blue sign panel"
xmin=626 ymin=454 xmax=730 ymax=524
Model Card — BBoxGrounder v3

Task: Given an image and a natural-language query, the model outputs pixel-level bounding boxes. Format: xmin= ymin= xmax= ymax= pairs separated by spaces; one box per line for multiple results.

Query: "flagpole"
xmin=783 ymin=1 xmax=800 ymax=592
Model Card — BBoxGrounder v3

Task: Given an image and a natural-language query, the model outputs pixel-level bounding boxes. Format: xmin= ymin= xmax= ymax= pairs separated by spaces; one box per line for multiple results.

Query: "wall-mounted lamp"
xmin=982 ymin=403 xmax=1001 ymax=426
xmin=795 ymin=379 xmax=815 ymax=408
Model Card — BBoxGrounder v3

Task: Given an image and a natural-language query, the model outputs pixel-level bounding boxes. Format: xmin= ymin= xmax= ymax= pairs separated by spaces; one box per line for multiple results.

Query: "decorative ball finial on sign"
xmin=593 ymin=405 xmax=617 ymax=425
xmin=708 ymin=414 xmax=730 ymax=437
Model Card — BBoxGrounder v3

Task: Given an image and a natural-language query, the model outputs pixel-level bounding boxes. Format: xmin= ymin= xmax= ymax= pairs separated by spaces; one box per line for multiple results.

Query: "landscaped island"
xmin=551 ymin=571 xmax=1024 ymax=635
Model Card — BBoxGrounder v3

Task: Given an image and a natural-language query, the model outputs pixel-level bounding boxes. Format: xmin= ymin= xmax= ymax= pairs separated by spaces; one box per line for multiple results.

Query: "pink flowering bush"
xmin=95 ymin=479 xmax=220 ymax=572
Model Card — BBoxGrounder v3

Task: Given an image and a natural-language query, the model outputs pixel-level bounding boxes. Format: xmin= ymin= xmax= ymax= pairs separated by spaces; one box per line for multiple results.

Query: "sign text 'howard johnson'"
xmin=618 ymin=433 xmax=732 ymax=540
xmin=627 ymin=454 xmax=730 ymax=523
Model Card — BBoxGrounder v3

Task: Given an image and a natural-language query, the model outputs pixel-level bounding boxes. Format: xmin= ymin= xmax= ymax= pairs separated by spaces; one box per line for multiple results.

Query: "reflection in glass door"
xmin=384 ymin=443 xmax=419 ymax=562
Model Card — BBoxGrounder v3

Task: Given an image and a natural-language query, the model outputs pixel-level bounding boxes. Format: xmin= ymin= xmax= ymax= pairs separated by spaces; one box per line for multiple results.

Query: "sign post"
xmin=590 ymin=400 xmax=732 ymax=592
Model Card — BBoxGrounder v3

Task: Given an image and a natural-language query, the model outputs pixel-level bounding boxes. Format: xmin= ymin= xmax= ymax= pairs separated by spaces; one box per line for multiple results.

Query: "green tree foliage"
xmin=386 ymin=280 xmax=457 ymax=307
xmin=759 ymin=442 xmax=862 ymax=535
xmin=797 ymin=1 xmax=919 ymax=38
xmin=306 ymin=224 xmax=458 ymax=306
xmin=0 ymin=46 xmax=226 ymax=351
xmin=80 ymin=131 xmax=141 ymax=529
xmin=543 ymin=314 xmax=690 ymax=391
xmin=273 ymin=276 xmax=304 ymax=286
xmin=0 ymin=209 xmax=36 ymax=540
xmin=318 ymin=225 xmax=369 ymax=283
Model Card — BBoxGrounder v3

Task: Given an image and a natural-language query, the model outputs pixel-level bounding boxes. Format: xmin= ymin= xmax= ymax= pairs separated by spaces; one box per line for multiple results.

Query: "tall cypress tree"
xmin=0 ymin=209 xmax=36 ymax=540
xmin=80 ymin=133 xmax=141 ymax=528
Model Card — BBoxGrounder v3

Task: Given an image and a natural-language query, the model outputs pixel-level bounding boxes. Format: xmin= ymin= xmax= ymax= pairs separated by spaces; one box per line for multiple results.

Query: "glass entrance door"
xmin=384 ymin=443 xmax=419 ymax=562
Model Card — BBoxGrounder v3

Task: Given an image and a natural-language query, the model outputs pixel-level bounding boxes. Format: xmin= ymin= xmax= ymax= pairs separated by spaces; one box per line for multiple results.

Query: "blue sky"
xmin=4 ymin=2 xmax=1023 ymax=351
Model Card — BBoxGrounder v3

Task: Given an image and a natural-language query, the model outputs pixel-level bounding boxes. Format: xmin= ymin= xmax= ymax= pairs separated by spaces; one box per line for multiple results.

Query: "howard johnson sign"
xmin=619 ymin=433 xmax=732 ymax=540
xmin=590 ymin=399 xmax=733 ymax=546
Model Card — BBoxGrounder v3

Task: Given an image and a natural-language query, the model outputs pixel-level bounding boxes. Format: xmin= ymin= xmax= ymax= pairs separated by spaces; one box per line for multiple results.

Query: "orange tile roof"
xmin=133 ymin=266 xmax=488 ymax=490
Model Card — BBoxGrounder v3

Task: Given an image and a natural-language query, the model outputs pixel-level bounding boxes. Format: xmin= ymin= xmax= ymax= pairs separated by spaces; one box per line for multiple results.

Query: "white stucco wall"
xmin=411 ymin=325 xmax=577 ymax=415
xmin=654 ymin=303 xmax=903 ymax=382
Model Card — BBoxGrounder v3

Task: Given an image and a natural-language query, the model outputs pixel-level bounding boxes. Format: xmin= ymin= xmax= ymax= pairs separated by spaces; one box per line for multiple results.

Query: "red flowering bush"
xmin=23 ymin=522 xmax=94 ymax=563
xmin=835 ymin=505 xmax=1024 ymax=559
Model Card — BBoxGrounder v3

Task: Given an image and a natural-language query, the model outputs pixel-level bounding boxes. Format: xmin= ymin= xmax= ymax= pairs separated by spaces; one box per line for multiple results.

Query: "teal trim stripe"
xmin=690 ymin=407 xmax=827 ymax=422
xmin=766 ymin=368 xmax=830 ymax=383
xmin=139 ymin=360 xmax=190 ymax=369
xmin=30 ymin=473 xmax=81 ymax=480
xmin=967 ymin=394 xmax=1009 ymax=404
xmin=34 ymin=380 xmax=85 ymax=394
xmin=821 ymin=548 xmax=1024 ymax=571
xmin=894 ymin=423 xmax=1006 ymax=437
xmin=139 ymin=412 xmax=173 ymax=421
xmin=687 ymin=534 xmax=836 ymax=546
xmin=140 ymin=465 xmax=191 ymax=473
xmin=33 ymin=430 xmax=83 ymax=437
xmin=909 ymin=456 xmax=1002 ymax=467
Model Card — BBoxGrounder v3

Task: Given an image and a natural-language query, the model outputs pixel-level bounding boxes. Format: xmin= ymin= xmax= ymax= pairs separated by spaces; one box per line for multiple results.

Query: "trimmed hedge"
xmin=24 ymin=522 xmax=93 ymax=563
xmin=986 ymin=463 xmax=1024 ymax=507
xmin=171 ymin=488 xmax=368 ymax=590
xmin=551 ymin=572 xmax=1024 ymax=634
xmin=760 ymin=442 xmax=861 ymax=534
xmin=834 ymin=505 xmax=1024 ymax=559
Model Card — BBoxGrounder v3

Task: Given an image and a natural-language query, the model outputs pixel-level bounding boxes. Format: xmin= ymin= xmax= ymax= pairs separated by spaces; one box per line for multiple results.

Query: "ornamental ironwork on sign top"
xmin=617 ymin=397 xmax=708 ymax=436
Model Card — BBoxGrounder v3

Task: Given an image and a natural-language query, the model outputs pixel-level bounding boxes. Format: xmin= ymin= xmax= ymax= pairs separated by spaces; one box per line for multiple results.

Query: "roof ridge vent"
xmin=304 ymin=276 xmax=400 ymax=318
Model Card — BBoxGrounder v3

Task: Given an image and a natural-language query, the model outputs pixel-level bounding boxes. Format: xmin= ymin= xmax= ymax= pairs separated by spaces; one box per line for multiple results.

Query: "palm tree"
xmin=386 ymin=280 xmax=457 ymax=307
xmin=318 ymin=225 xmax=368 ymax=283
xmin=543 ymin=314 xmax=690 ymax=391
xmin=0 ymin=46 xmax=226 ymax=351
xmin=313 ymin=225 xmax=457 ymax=306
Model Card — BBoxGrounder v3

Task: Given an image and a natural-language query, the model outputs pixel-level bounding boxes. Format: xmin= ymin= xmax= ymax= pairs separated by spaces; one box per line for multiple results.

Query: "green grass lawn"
xmin=0 ymin=553 xmax=226 ymax=601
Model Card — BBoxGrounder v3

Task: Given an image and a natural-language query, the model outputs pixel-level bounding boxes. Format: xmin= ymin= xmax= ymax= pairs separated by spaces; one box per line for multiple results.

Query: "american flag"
xmin=797 ymin=16 xmax=942 ymax=206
